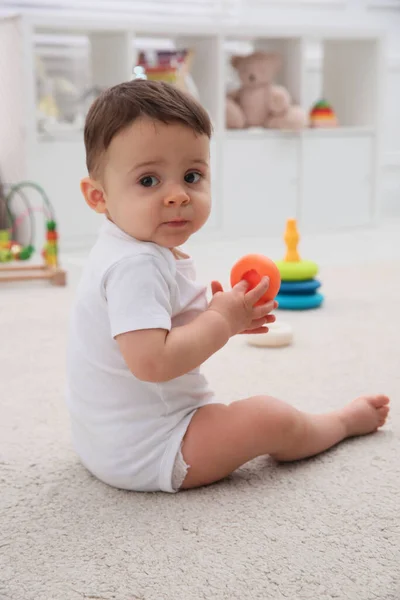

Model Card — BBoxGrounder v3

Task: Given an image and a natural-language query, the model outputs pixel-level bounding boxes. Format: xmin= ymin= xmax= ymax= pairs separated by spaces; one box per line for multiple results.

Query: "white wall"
xmin=0 ymin=16 xmax=27 ymax=183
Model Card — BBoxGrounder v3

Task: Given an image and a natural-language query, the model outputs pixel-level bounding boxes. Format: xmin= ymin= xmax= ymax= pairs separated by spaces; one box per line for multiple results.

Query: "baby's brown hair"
xmin=84 ymin=79 xmax=213 ymax=178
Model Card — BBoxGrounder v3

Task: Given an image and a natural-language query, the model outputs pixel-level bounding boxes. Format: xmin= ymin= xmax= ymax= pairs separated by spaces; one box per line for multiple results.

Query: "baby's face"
xmin=101 ymin=117 xmax=211 ymax=247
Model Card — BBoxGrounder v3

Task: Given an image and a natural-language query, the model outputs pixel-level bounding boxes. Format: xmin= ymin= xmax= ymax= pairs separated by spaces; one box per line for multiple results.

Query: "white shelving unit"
xmin=0 ymin=13 xmax=385 ymax=247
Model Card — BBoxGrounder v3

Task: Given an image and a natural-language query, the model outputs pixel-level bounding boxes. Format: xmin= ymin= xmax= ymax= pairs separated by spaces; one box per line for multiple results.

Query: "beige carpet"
xmin=1 ymin=260 xmax=399 ymax=600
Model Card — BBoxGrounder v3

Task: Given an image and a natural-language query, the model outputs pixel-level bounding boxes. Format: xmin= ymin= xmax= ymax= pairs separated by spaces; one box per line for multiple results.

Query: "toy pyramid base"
xmin=277 ymin=292 xmax=324 ymax=310
xmin=247 ymin=321 xmax=293 ymax=347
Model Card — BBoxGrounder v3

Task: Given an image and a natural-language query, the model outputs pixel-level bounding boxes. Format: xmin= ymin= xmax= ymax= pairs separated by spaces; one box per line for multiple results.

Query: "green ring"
xmin=276 ymin=260 xmax=319 ymax=281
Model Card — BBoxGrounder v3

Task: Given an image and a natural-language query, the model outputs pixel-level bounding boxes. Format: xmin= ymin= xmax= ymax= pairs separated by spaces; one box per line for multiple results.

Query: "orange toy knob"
xmin=230 ymin=254 xmax=281 ymax=306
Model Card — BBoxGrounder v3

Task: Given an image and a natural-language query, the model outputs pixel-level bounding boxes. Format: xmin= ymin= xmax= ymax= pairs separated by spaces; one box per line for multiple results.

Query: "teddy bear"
xmin=226 ymin=51 xmax=307 ymax=131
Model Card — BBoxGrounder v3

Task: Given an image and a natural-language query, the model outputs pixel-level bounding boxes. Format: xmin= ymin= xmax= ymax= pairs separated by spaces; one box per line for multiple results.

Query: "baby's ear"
xmin=230 ymin=55 xmax=242 ymax=69
xmin=80 ymin=177 xmax=106 ymax=214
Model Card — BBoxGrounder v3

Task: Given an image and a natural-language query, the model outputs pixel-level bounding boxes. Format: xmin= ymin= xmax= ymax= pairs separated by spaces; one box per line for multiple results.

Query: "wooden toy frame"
xmin=0 ymin=263 xmax=67 ymax=286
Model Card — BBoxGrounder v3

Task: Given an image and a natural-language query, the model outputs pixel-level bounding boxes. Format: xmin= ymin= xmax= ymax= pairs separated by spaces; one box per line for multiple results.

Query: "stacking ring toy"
xmin=247 ymin=321 xmax=293 ymax=347
xmin=230 ymin=254 xmax=281 ymax=305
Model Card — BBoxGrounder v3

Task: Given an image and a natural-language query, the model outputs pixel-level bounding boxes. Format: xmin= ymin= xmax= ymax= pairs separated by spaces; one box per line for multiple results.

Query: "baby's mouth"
xmin=164 ymin=219 xmax=189 ymax=228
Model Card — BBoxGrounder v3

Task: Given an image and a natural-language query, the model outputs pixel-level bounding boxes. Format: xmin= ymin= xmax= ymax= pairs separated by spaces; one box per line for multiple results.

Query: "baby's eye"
xmin=140 ymin=175 xmax=159 ymax=187
xmin=184 ymin=171 xmax=202 ymax=184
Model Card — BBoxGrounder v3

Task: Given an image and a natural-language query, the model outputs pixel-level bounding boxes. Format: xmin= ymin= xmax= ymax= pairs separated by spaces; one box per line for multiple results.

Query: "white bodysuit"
xmin=66 ymin=219 xmax=216 ymax=492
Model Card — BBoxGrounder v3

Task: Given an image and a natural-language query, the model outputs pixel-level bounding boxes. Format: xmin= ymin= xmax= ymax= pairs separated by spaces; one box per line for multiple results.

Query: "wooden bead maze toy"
xmin=0 ymin=181 xmax=67 ymax=286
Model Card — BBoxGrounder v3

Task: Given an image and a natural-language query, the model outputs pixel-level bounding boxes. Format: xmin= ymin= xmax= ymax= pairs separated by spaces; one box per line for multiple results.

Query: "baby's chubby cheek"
xmin=128 ymin=207 xmax=157 ymax=238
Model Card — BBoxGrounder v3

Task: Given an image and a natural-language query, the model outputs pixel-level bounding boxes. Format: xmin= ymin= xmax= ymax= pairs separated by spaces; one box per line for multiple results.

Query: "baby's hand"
xmin=208 ymin=277 xmax=277 ymax=337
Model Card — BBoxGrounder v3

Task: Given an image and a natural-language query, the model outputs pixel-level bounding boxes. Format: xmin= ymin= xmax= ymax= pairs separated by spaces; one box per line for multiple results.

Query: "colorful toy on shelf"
xmin=0 ymin=181 xmax=66 ymax=286
xmin=230 ymin=253 xmax=281 ymax=305
xmin=275 ymin=219 xmax=324 ymax=310
xmin=134 ymin=48 xmax=199 ymax=99
xmin=309 ymin=99 xmax=338 ymax=128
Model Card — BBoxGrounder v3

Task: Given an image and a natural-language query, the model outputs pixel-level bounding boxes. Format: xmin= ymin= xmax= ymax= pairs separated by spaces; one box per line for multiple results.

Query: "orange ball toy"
xmin=230 ymin=254 xmax=281 ymax=306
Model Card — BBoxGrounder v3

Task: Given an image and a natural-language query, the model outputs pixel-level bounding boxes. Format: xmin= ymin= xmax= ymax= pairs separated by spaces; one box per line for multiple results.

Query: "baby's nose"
xmin=163 ymin=190 xmax=190 ymax=206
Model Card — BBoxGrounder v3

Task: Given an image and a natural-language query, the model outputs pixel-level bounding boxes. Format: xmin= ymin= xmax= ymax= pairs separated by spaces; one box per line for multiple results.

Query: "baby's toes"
xmin=370 ymin=395 xmax=390 ymax=409
xmin=377 ymin=406 xmax=389 ymax=424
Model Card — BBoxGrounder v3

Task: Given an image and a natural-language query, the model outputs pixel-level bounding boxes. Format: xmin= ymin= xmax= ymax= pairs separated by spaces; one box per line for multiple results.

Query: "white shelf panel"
xmin=31 ymin=16 xmax=222 ymax=36
xmin=225 ymin=126 xmax=375 ymax=139
xmin=37 ymin=131 xmax=84 ymax=143
xmin=300 ymin=134 xmax=374 ymax=231
xmin=301 ymin=126 xmax=376 ymax=137
xmin=37 ymin=126 xmax=376 ymax=144
xmin=223 ymin=25 xmax=384 ymax=40
xmin=367 ymin=1 xmax=400 ymax=9
xmin=5 ymin=0 xmax=242 ymax=25
xmin=225 ymin=129 xmax=300 ymax=140
xmin=27 ymin=139 xmax=98 ymax=243
xmin=222 ymin=136 xmax=299 ymax=234
xmin=21 ymin=15 xmax=384 ymax=40
xmin=1 ymin=12 xmax=385 ymax=242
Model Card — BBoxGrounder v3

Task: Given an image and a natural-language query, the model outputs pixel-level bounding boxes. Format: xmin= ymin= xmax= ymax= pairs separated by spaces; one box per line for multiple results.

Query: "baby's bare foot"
xmin=340 ymin=395 xmax=390 ymax=438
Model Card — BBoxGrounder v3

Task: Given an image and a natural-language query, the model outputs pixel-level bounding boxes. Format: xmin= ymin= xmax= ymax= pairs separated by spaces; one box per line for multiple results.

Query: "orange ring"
xmin=230 ymin=254 xmax=281 ymax=305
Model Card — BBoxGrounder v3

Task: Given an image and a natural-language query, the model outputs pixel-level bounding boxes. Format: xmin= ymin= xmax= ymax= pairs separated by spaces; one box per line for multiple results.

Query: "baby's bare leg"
xmin=180 ymin=394 xmax=389 ymax=490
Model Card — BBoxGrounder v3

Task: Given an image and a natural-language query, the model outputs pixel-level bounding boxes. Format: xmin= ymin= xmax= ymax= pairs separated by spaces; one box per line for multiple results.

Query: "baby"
xmin=66 ymin=79 xmax=389 ymax=493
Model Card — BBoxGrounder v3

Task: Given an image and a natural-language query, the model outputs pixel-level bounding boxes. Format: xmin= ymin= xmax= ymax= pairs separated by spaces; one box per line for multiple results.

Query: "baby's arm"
xmin=117 ymin=277 xmax=275 ymax=383
xmin=117 ymin=310 xmax=229 ymax=382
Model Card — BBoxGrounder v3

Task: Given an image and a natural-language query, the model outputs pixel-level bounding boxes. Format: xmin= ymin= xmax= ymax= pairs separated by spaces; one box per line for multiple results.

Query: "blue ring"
xmin=279 ymin=279 xmax=321 ymax=295
xmin=277 ymin=292 xmax=324 ymax=310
